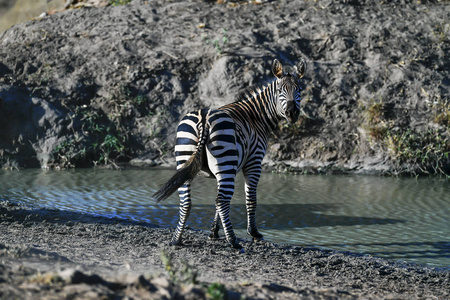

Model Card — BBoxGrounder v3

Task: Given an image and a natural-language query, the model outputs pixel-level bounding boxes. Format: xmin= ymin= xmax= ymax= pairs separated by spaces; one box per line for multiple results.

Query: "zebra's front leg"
xmin=209 ymin=210 xmax=220 ymax=239
xmin=244 ymin=168 xmax=264 ymax=241
xmin=171 ymin=182 xmax=192 ymax=246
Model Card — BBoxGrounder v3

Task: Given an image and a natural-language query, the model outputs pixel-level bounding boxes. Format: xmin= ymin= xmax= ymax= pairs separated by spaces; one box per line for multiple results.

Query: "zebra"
xmin=153 ymin=59 xmax=306 ymax=249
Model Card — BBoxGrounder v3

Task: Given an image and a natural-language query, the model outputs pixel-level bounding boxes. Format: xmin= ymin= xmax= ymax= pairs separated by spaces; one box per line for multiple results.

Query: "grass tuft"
xmin=160 ymin=249 xmax=198 ymax=285
xmin=109 ymin=0 xmax=131 ymax=6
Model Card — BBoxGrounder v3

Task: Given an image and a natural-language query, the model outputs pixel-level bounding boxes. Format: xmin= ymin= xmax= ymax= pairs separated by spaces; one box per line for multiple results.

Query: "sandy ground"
xmin=0 ymin=201 xmax=448 ymax=299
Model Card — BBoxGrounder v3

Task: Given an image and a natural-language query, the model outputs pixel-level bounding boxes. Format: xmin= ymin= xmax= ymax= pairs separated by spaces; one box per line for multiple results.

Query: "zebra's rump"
xmin=175 ymin=109 xmax=240 ymax=177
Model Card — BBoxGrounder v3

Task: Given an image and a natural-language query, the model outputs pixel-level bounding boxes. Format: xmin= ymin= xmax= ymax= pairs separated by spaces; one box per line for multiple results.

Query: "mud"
xmin=0 ymin=201 xmax=448 ymax=299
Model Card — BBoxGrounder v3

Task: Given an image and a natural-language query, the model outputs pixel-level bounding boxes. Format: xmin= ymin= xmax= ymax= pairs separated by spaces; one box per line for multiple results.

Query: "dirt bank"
xmin=0 ymin=201 xmax=448 ymax=299
xmin=0 ymin=0 xmax=449 ymax=175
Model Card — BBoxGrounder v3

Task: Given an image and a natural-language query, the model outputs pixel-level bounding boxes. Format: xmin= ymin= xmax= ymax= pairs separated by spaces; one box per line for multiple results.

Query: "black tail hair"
xmin=153 ymin=114 xmax=209 ymax=203
xmin=153 ymin=153 xmax=202 ymax=203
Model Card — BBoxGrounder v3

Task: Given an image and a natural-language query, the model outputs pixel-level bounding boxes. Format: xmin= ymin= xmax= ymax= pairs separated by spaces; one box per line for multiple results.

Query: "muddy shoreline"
xmin=1 ymin=201 xmax=448 ymax=299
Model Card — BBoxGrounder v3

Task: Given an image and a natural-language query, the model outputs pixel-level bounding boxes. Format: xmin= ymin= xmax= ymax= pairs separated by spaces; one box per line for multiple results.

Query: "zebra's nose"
xmin=285 ymin=103 xmax=299 ymax=123
xmin=286 ymin=110 xmax=292 ymax=119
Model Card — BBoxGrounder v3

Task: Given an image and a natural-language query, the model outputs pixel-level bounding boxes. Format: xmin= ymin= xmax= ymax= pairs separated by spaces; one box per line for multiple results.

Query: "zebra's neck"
xmin=219 ymin=80 xmax=282 ymax=136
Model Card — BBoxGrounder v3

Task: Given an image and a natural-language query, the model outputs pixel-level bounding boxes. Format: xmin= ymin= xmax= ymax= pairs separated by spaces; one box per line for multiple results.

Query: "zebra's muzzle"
xmin=285 ymin=104 xmax=300 ymax=123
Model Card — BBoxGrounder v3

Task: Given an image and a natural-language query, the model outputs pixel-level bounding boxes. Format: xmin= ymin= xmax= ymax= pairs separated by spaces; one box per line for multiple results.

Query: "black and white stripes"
xmin=153 ymin=59 xmax=306 ymax=248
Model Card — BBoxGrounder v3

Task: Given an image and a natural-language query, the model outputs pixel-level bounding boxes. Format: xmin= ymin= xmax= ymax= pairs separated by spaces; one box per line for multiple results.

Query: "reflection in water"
xmin=0 ymin=169 xmax=449 ymax=269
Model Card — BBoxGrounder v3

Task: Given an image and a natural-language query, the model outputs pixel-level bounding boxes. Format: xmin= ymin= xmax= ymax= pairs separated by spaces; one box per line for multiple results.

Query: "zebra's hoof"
xmin=253 ymin=236 xmax=264 ymax=242
xmin=208 ymin=232 xmax=220 ymax=240
xmin=229 ymin=240 xmax=243 ymax=250
xmin=248 ymin=229 xmax=264 ymax=241
xmin=169 ymin=240 xmax=183 ymax=246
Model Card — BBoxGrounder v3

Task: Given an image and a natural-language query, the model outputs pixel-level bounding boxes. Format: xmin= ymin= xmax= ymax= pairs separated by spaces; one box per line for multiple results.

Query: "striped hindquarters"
xmin=153 ymin=109 xmax=210 ymax=202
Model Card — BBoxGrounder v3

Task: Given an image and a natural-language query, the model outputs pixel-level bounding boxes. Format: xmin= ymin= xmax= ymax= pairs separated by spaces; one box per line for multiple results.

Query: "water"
xmin=0 ymin=168 xmax=449 ymax=269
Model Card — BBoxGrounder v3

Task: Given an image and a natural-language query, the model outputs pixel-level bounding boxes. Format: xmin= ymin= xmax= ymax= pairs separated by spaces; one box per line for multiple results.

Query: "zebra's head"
xmin=272 ymin=59 xmax=306 ymax=123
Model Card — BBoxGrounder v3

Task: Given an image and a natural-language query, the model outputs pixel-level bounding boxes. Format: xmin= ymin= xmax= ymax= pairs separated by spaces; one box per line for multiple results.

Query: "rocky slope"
xmin=0 ymin=0 xmax=449 ymax=175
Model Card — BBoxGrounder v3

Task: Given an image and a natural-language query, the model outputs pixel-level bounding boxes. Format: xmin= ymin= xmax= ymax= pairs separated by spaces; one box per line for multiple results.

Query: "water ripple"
xmin=0 ymin=169 xmax=448 ymax=269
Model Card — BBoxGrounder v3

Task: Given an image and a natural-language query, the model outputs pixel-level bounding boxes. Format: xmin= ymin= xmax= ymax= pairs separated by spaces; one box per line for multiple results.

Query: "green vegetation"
xmin=50 ymin=82 xmax=168 ymax=168
xmin=207 ymin=282 xmax=227 ymax=300
xmin=109 ymin=0 xmax=131 ymax=6
xmin=160 ymin=250 xmax=232 ymax=299
xmin=29 ymin=272 xmax=64 ymax=285
xmin=79 ymin=108 xmax=126 ymax=166
xmin=278 ymin=116 xmax=308 ymax=138
xmin=53 ymin=138 xmax=86 ymax=168
xmin=147 ymin=107 xmax=169 ymax=139
xmin=160 ymin=249 xmax=198 ymax=285
xmin=433 ymin=20 xmax=449 ymax=44
xmin=432 ymin=98 xmax=450 ymax=127
xmin=132 ymin=94 xmax=148 ymax=106
xmin=386 ymin=129 xmax=450 ymax=175
xmin=27 ymin=65 xmax=53 ymax=94
xmin=360 ymin=98 xmax=450 ymax=176
xmin=96 ymin=134 xmax=125 ymax=165
xmin=108 ymin=84 xmax=135 ymax=122
xmin=203 ymin=28 xmax=229 ymax=55
xmin=360 ymin=98 xmax=389 ymax=141
xmin=52 ymin=106 xmax=126 ymax=168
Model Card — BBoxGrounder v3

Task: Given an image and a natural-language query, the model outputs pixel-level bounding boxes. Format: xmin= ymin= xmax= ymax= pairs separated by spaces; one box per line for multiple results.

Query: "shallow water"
xmin=0 ymin=169 xmax=449 ymax=269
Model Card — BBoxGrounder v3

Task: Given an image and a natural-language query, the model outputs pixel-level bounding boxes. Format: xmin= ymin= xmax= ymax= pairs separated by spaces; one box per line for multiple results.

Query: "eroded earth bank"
xmin=0 ymin=0 xmax=449 ymax=175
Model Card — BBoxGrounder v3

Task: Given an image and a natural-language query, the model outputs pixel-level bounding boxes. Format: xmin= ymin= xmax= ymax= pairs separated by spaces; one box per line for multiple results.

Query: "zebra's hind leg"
xmin=171 ymin=182 xmax=192 ymax=246
xmin=245 ymin=197 xmax=264 ymax=242
xmin=215 ymin=177 xmax=241 ymax=249
xmin=209 ymin=210 xmax=220 ymax=239
xmin=244 ymin=168 xmax=264 ymax=241
xmin=216 ymin=198 xmax=241 ymax=249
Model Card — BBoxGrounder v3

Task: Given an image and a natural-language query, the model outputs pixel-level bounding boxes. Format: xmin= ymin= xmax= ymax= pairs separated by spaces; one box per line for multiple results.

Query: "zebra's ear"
xmin=272 ymin=59 xmax=283 ymax=79
xmin=294 ymin=59 xmax=306 ymax=79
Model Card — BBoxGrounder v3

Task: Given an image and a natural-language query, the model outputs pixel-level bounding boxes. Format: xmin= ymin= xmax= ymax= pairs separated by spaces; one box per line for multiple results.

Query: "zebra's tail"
xmin=153 ymin=118 xmax=209 ymax=203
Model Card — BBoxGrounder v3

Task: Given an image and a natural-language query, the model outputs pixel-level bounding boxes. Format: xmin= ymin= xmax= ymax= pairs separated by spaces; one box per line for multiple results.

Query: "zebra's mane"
xmin=232 ymin=78 xmax=275 ymax=104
